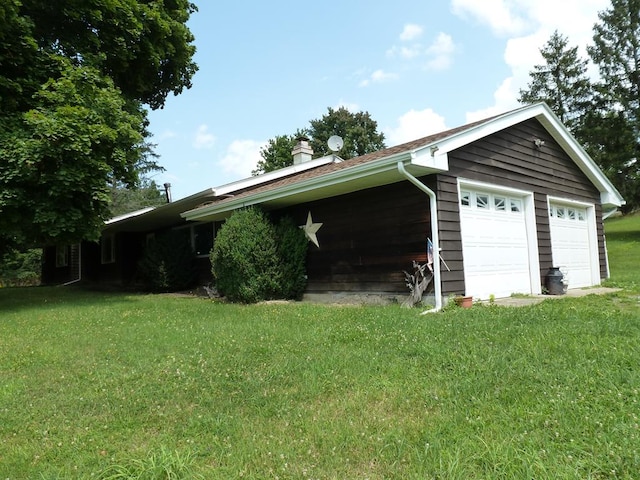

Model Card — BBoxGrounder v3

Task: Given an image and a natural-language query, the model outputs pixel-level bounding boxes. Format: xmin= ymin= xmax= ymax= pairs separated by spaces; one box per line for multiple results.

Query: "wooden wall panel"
xmin=440 ymin=118 xmax=606 ymax=293
xmin=283 ymin=181 xmax=432 ymax=294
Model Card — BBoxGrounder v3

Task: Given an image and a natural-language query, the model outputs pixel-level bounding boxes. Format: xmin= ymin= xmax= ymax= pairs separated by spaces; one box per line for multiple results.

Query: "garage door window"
xmin=550 ymin=205 xmax=586 ymax=221
xmin=461 ymin=190 xmax=523 ymax=215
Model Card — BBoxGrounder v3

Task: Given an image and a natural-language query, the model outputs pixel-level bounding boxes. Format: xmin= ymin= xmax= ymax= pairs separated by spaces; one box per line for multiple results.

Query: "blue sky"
xmin=147 ymin=0 xmax=609 ymax=200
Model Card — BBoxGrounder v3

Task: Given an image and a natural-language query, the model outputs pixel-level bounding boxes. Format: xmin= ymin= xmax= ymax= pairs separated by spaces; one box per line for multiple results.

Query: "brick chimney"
xmin=292 ymin=136 xmax=313 ymax=164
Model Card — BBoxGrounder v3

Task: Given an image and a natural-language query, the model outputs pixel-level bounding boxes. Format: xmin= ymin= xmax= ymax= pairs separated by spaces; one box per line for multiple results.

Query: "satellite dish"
xmin=327 ymin=135 xmax=344 ymax=152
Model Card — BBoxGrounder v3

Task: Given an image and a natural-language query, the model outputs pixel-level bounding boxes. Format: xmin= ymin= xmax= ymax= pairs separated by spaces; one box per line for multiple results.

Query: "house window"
xmin=460 ymin=191 xmax=471 ymax=207
xmin=476 ymin=194 xmax=489 ymax=209
xmin=510 ymin=199 xmax=522 ymax=213
xmin=101 ymin=234 xmax=115 ymax=264
xmin=494 ymin=196 xmax=506 ymax=211
xmin=556 ymin=207 xmax=566 ymax=219
xmin=56 ymin=245 xmax=68 ymax=267
xmin=174 ymin=222 xmax=215 ymax=257
xmin=193 ymin=222 xmax=215 ymax=256
xmin=568 ymin=208 xmax=576 ymax=220
xmin=577 ymin=210 xmax=586 ymax=221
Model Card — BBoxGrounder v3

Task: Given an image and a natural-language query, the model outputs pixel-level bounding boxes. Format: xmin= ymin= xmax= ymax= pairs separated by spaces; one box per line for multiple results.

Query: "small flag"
xmin=426 ymin=238 xmax=434 ymax=273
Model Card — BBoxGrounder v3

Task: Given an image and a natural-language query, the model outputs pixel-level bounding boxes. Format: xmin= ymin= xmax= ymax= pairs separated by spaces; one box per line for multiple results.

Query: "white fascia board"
xmin=535 ymin=112 xmax=625 ymax=208
xmin=105 ymin=207 xmax=155 ymax=225
xmin=410 ymin=145 xmax=450 ymax=171
xmin=183 ymin=150 xmax=444 ymax=221
xmin=422 ymin=102 xmax=624 ymax=208
xmin=212 ymin=156 xmax=337 ymax=196
xmin=420 ymin=104 xmax=549 ymax=158
xmin=104 ymin=187 xmax=216 ymax=226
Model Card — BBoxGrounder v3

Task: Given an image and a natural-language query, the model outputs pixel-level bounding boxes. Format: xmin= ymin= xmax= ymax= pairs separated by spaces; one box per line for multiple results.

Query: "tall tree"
xmin=518 ymin=30 xmax=592 ymax=134
xmin=587 ymin=0 xmax=640 ymax=210
xmin=109 ymin=178 xmax=168 ymax=218
xmin=253 ymin=108 xmax=386 ymax=175
xmin=0 ymin=1 xmax=197 ymax=252
xmin=252 ymin=132 xmax=305 ymax=175
xmin=308 ymin=107 xmax=386 ymax=159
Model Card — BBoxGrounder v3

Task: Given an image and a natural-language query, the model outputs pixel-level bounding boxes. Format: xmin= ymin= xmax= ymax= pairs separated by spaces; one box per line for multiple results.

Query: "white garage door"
xmin=549 ymin=203 xmax=594 ymax=288
xmin=459 ymin=189 xmax=533 ymax=299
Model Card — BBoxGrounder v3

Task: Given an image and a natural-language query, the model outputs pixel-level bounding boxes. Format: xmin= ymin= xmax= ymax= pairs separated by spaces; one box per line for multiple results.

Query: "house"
xmin=42 ymin=103 xmax=624 ymax=305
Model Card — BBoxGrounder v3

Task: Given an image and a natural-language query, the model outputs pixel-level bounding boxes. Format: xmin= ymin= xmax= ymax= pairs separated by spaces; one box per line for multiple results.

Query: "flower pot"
xmin=454 ymin=296 xmax=473 ymax=308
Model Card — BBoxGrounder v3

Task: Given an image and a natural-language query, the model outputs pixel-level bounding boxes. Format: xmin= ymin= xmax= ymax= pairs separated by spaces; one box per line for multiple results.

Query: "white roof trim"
xmin=183 ymin=102 xmax=624 ymax=221
xmin=105 ymin=207 xmax=155 ymax=224
xmin=182 ymin=149 xmax=447 ymax=221
xmin=213 ymin=155 xmax=339 ymax=196
xmin=427 ymin=103 xmax=624 ymax=208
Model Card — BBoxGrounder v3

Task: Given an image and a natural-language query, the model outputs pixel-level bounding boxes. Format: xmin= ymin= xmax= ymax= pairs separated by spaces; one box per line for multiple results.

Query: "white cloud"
xmin=465 ymin=78 xmax=517 ymax=123
xmin=359 ymin=69 xmax=399 ymax=87
xmin=217 ymin=139 xmax=264 ymax=178
xmin=400 ymin=23 xmax=424 ymax=41
xmin=386 ymin=44 xmax=423 ymax=59
xmin=156 ymin=129 xmax=177 ymax=141
xmin=334 ymin=100 xmax=360 ymax=112
xmin=193 ymin=124 xmax=216 ymax=149
xmin=425 ymin=32 xmax=456 ymax=71
xmin=385 ymin=108 xmax=448 ymax=146
xmin=451 ymin=0 xmax=529 ymax=36
xmin=455 ymin=0 xmax=609 ymax=121
xmin=387 ymin=30 xmax=457 ymax=71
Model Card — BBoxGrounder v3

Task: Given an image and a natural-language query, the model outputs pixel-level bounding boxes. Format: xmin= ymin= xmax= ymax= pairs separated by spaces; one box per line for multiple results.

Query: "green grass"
xmin=604 ymin=212 xmax=640 ymax=291
xmin=0 ymin=214 xmax=639 ymax=479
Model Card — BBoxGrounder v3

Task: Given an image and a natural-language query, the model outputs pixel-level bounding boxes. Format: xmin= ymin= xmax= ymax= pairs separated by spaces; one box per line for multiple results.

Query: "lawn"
xmin=0 ymin=215 xmax=639 ymax=479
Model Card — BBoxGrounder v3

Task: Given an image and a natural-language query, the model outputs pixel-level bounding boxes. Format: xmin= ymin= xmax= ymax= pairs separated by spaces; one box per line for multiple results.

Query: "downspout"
xmin=62 ymin=243 xmax=82 ymax=286
xmin=397 ymin=162 xmax=442 ymax=312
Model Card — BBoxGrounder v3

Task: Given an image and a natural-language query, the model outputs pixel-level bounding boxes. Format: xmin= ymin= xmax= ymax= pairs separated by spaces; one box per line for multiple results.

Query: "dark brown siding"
xmin=437 ymin=118 xmax=605 ymax=294
xmin=433 ymin=175 xmax=465 ymax=295
xmin=284 ymin=181 xmax=432 ymax=294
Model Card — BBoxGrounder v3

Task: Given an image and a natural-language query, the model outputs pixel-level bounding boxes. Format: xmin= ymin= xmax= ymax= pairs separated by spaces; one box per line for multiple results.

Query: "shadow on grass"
xmin=0 ymin=285 xmax=138 ymax=314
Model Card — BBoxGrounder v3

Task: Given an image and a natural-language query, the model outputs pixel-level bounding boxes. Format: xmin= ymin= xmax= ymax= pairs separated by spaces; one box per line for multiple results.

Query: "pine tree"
xmin=587 ymin=0 xmax=640 ymax=210
xmin=518 ymin=30 xmax=592 ymax=134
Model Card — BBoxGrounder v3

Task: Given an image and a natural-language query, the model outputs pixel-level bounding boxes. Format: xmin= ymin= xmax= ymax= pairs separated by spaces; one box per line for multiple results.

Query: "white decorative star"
xmin=300 ymin=211 xmax=323 ymax=248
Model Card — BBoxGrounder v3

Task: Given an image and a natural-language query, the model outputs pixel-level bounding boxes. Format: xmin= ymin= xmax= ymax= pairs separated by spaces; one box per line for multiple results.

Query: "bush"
xmin=0 ymin=248 xmax=41 ymax=287
xmin=211 ymin=208 xmax=308 ymax=303
xmin=137 ymin=230 xmax=197 ymax=292
xmin=275 ymin=215 xmax=308 ymax=299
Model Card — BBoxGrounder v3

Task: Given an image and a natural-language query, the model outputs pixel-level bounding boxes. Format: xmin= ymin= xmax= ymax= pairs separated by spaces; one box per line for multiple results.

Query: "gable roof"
xmin=182 ymin=103 xmax=624 ymax=222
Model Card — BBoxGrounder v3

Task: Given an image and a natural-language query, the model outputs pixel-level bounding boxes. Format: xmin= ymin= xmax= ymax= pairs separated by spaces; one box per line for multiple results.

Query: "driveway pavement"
xmin=491 ymin=287 xmax=622 ymax=307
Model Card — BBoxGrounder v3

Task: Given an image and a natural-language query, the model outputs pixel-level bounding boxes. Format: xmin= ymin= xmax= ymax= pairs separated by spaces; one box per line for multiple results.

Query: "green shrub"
xmin=275 ymin=215 xmax=308 ymax=299
xmin=137 ymin=230 xmax=197 ymax=292
xmin=0 ymin=248 xmax=41 ymax=287
xmin=211 ymin=208 xmax=307 ymax=303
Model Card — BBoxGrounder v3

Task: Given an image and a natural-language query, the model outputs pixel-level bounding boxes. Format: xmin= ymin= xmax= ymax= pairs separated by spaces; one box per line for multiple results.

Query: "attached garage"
xmin=458 ymin=183 xmax=540 ymax=299
xmin=548 ymin=200 xmax=600 ymax=289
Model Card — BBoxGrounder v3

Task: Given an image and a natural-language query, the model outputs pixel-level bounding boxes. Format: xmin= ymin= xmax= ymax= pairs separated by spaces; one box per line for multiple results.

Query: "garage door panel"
xmin=549 ymin=203 xmax=594 ymax=288
xmin=459 ymin=188 xmax=533 ymax=300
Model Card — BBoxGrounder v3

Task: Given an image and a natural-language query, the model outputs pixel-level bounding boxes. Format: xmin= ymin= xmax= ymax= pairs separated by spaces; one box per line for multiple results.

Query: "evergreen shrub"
xmin=211 ymin=208 xmax=308 ymax=303
xmin=274 ymin=215 xmax=308 ymax=299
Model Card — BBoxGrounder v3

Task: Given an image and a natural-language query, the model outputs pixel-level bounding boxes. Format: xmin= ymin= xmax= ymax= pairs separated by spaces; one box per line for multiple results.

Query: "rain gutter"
xmin=397 ymin=161 xmax=442 ymax=312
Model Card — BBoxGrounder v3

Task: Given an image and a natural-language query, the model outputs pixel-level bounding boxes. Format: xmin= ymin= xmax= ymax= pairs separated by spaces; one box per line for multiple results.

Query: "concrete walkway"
xmin=491 ymin=287 xmax=621 ymax=307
